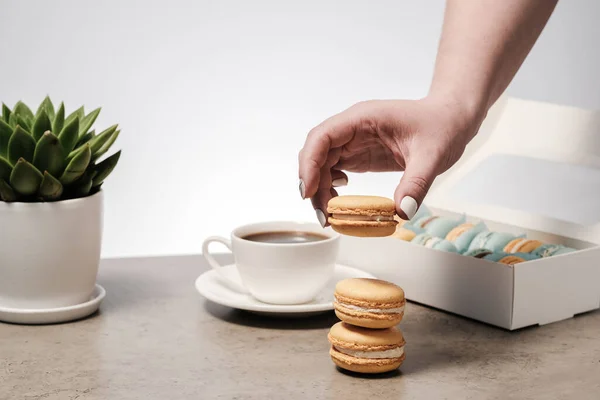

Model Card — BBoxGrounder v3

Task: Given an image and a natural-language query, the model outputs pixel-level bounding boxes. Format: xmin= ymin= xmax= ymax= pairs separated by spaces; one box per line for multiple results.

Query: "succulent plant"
xmin=0 ymin=96 xmax=121 ymax=202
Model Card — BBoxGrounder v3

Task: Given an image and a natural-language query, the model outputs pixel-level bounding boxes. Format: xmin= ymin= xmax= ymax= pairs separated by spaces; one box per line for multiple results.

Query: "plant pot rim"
xmin=0 ymin=188 xmax=103 ymax=208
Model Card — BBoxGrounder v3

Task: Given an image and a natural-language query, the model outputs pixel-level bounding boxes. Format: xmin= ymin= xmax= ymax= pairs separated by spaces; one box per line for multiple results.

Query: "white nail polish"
xmin=299 ymin=179 xmax=306 ymax=199
xmin=400 ymin=196 xmax=418 ymax=220
xmin=332 ymin=178 xmax=348 ymax=187
xmin=315 ymin=209 xmax=327 ymax=227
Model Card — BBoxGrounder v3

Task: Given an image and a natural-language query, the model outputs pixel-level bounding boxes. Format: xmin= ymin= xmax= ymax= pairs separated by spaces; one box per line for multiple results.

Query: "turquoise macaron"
xmin=533 ymin=244 xmax=576 ymax=258
xmin=412 ymin=233 xmax=458 ymax=253
xmin=401 ymin=221 xmax=426 ymax=235
xmin=467 ymin=231 xmax=525 ymax=253
xmin=413 ymin=214 xmax=466 ymax=238
xmin=424 ymin=216 xmax=467 ymax=239
xmin=483 ymin=251 xmax=540 ymax=263
xmin=463 ymin=248 xmax=494 ymax=259
xmin=446 ymin=221 xmax=488 ymax=253
xmin=409 ymin=203 xmax=432 ymax=223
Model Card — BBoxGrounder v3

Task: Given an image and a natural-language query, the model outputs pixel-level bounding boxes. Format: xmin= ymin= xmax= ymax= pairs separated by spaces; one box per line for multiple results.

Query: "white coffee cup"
xmin=202 ymin=221 xmax=340 ymax=305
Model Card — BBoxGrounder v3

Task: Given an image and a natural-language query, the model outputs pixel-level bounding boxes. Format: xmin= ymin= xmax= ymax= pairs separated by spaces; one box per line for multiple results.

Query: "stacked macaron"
xmin=328 ymin=278 xmax=407 ymax=374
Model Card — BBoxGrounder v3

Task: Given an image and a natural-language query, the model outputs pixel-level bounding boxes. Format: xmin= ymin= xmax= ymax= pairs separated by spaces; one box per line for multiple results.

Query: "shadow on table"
xmin=335 ymin=366 xmax=401 ymax=380
xmin=204 ymin=300 xmax=339 ymax=330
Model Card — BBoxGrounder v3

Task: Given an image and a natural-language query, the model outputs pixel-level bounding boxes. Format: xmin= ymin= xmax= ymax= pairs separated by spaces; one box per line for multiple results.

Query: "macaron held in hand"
xmin=327 ymin=195 xmax=398 ymax=237
xmin=328 ymin=322 xmax=406 ymax=374
xmin=333 ymin=278 xmax=406 ymax=329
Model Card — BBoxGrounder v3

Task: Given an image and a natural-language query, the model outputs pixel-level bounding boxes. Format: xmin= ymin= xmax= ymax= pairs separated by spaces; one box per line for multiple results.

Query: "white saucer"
xmin=0 ymin=284 xmax=106 ymax=325
xmin=195 ymin=264 xmax=375 ymax=317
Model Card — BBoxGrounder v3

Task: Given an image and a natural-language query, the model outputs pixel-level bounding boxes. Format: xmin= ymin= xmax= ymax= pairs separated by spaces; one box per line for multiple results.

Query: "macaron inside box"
xmin=327 ymin=195 xmax=398 ymax=237
xmin=391 ymin=226 xmax=417 ymax=241
xmin=445 ymin=221 xmax=488 ymax=253
xmin=503 ymin=238 xmax=543 ymax=254
xmin=390 ymin=216 xmax=424 ymax=241
xmin=533 ymin=243 xmax=576 ymax=258
xmin=413 ymin=214 xmax=466 ymax=239
xmin=412 ymin=233 xmax=458 ymax=253
xmin=467 ymin=231 xmax=525 ymax=253
xmin=463 ymin=248 xmax=494 ymax=258
xmin=483 ymin=251 xmax=540 ymax=264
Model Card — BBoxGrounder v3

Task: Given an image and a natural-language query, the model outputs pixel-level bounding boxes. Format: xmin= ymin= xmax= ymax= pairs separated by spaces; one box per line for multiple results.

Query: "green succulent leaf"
xmin=0 ymin=156 xmax=13 ymax=181
xmin=33 ymin=131 xmax=65 ymax=177
xmin=8 ymin=125 xmax=36 ymax=165
xmin=32 ymin=109 xmax=52 ymax=142
xmin=60 ymin=143 xmax=90 ymax=184
xmin=92 ymin=129 xmax=120 ymax=161
xmin=58 ymin=116 xmax=79 ymax=154
xmin=75 ymin=130 xmax=95 ymax=148
xmin=38 ymin=171 xmax=63 ymax=200
xmin=8 ymin=113 xmax=18 ymax=128
xmin=2 ymin=103 xmax=11 ymax=123
xmin=90 ymin=124 xmax=118 ymax=155
xmin=17 ymin=114 xmax=32 ymax=131
xmin=9 ymin=113 xmax=31 ymax=130
xmin=92 ymin=150 xmax=121 ymax=187
xmin=36 ymin=96 xmax=55 ymax=121
xmin=10 ymin=158 xmax=43 ymax=195
xmin=72 ymin=171 xmax=93 ymax=197
xmin=65 ymin=106 xmax=84 ymax=126
xmin=53 ymin=102 xmax=65 ymax=136
xmin=0 ymin=179 xmax=17 ymax=202
xmin=13 ymin=101 xmax=35 ymax=122
xmin=79 ymin=108 xmax=100 ymax=136
xmin=0 ymin=119 xmax=12 ymax=157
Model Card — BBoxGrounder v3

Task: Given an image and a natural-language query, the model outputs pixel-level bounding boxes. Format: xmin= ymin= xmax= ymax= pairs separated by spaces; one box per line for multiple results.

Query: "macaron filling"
xmin=504 ymin=238 xmax=528 ymax=253
xmin=332 ymin=214 xmax=395 ymax=222
xmin=423 ymin=236 xmax=442 ymax=248
xmin=416 ymin=216 xmax=438 ymax=228
xmin=334 ymin=301 xmax=405 ymax=314
xmin=470 ymin=231 xmax=494 ymax=250
xmin=333 ymin=346 xmax=405 ymax=359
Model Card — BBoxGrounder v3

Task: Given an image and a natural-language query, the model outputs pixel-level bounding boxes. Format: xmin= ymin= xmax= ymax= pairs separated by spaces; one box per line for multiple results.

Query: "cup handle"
xmin=202 ymin=236 xmax=249 ymax=293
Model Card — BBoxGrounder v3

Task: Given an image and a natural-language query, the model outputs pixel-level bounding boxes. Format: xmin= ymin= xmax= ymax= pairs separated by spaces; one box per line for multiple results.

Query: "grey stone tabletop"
xmin=1 ymin=255 xmax=599 ymax=400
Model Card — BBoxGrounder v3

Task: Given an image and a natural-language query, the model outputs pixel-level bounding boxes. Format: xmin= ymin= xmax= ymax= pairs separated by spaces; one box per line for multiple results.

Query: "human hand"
xmin=298 ymin=96 xmax=485 ymax=226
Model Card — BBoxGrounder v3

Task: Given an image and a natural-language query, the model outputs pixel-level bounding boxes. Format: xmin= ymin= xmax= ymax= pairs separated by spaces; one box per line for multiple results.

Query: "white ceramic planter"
xmin=0 ymin=190 xmax=103 ymax=310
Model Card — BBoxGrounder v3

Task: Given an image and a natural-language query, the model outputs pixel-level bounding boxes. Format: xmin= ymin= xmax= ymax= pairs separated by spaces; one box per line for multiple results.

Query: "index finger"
xmin=298 ymin=107 xmax=359 ymax=199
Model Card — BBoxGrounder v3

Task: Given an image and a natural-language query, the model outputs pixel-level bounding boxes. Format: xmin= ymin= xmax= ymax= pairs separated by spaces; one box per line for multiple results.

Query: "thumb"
xmin=394 ymin=157 xmax=439 ymax=220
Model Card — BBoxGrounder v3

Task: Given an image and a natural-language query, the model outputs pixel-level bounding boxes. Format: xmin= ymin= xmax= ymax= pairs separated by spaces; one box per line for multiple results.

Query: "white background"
xmin=1 ymin=0 xmax=599 ymax=258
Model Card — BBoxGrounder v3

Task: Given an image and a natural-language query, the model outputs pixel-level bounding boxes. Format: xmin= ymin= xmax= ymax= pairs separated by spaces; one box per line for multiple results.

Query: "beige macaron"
xmin=445 ymin=223 xmax=474 ymax=242
xmin=391 ymin=226 xmax=417 ymax=241
xmin=333 ymin=278 xmax=405 ymax=329
xmin=391 ymin=215 xmax=415 ymax=240
xmin=498 ymin=255 xmax=527 ymax=265
xmin=503 ymin=238 xmax=543 ymax=254
xmin=328 ymin=322 xmax=406 ymax=374
xmin=327 ymin=195 xmax=398 ymax=237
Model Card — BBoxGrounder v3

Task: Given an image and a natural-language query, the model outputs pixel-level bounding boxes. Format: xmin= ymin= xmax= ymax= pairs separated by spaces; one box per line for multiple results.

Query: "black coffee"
xmin=242 ymin=231 xmax=328 ymax=244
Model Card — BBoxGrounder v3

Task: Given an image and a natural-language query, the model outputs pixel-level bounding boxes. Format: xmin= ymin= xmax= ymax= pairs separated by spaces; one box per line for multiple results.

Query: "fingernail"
xmin=299 ymin=179 xmax=306 ymax=199
xmin=315 ymin=209 xmax=327 ymax=227
xmin=332 ymin=178 xmax=348 ymax=187
xmin=399 ymin=196 xmax=418 ymax=220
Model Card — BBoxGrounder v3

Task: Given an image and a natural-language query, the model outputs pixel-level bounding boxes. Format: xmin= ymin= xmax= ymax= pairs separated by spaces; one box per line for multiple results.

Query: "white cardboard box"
xmin=336 ymin=96 xmax=600 ymax=330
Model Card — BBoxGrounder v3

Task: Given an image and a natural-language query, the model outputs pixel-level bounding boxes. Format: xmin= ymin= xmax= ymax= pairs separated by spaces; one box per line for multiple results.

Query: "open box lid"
xmin=426 ymin=96 xmax=600 ymax=245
